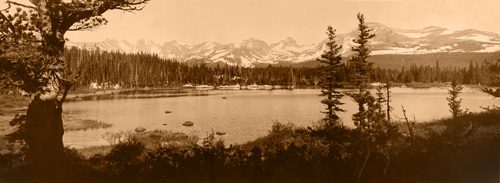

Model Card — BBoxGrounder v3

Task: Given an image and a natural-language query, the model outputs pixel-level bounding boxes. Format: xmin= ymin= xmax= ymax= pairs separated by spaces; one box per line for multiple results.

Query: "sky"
xmin=13 ymin=0 xmax=500 ymax=44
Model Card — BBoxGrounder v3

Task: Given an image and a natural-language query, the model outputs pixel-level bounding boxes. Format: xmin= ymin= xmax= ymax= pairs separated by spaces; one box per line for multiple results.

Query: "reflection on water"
xmin=63 ymin=87 xmax=499 ymax=148
xmin=76 ymin=89 xmax=211 ymax=101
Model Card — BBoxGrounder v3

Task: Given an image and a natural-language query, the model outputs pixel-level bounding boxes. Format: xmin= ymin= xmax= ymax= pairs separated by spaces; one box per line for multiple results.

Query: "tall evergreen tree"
xmin=348 ymin=13 xmax=379 ymax=183
xmin=350 ymin=13 xmax=376 ymax=114
xmin=350 ymin=13 xmax=376 ymax=91
xmin=447 ymin=80 xmax=464 ymax=119
xmin=385 ymin=80 xmax=393 ymax=122
xmin=349 ymin=12 xmax=376 ymax=127
xmin=318 ymin=26 xmax=344 ymax=126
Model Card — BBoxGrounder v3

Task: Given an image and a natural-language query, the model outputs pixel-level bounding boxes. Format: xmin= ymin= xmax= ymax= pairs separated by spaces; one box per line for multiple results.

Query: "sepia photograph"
xmin=0 ymin=0 xmax=499 ymax=182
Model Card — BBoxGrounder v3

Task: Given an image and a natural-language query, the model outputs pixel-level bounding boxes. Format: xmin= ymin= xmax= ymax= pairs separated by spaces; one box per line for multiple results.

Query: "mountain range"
xmin=67 ymin=22 xmax=500 ymax=67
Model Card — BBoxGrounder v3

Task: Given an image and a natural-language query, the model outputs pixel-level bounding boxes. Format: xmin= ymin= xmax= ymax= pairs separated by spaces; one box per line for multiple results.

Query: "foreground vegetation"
xmin=1 ymin=109 xmax=498 ymax=183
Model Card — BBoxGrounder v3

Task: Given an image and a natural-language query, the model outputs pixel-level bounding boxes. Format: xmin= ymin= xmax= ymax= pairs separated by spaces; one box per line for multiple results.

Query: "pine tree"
xmin=348 ymin=13 xmax=380 ymax=183
xmin=385 ymin=80 xmax=393 ymax=122
xmin=447 ymin=80 xmax=464 ymax=119
xmin=350 ymin=13 xmax=376 ymax=116
xmin=349 ymin=13 xmax=376 ymax=128
xmin=318 ymin=26 xmax=345 ymax=127
xmin=350 ymin=13 xmax=376 ymax=91
xmin=434 ymin=60 xmax=440 ymax=82
xmin=480 ymin=59 xmax=500 ymax=97
xmin=375 ymin=86 xmax=386 ymax=114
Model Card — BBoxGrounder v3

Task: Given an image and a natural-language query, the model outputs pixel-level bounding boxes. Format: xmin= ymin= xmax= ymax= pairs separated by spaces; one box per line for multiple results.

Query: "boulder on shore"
xmin=135 ymin=126 xmax=146 ymax=133
xmin=183 ymin=121 xmax=194 ymax=127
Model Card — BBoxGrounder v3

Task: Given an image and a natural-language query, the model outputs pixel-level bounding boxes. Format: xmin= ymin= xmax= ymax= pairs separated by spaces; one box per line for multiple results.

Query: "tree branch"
xmin=58 ymin=81 xmax=71 ymax=106
xmin=0 ymin=11 xmax=16 ymax=34
xmin=0 ymin=1 xmax=11 ymax=11
xmin=60 ymin=0 xmax=149 ymax=33
xmin=6 ymin=0 xmax=38 ymax=10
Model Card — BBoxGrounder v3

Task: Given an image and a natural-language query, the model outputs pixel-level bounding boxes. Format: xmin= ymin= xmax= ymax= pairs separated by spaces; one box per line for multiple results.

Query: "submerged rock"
xmin=135 ymin=126 xmax=146 ymax=133
xmin=183 ymin=121 xmax=194 ymax=127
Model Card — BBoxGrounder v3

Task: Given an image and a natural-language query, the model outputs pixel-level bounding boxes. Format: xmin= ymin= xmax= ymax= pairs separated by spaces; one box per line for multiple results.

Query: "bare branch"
xmin=0 ymin=1 xmax=12 ymax=11
xmin=6 ymin=0 xmax=38 ymax=10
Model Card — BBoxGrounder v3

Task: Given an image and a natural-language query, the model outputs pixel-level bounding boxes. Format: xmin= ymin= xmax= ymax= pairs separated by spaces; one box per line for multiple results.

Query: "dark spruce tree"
xmin=318 ymin=26 xmax=345 ymax=127
xmin=348 ymin=13 xmax=388 ymax=183
xmin=480 ymin=59 xmax=500 ymax=97
xmin=349 ymin=12 xmax=377 ymax=130
xmin=349 ymin=13 xmax=376 ymax=124
xmin=350 ymin=13 xmax=375 ymax=91
xmin=447 ymin=80 xmax=464 ymax=119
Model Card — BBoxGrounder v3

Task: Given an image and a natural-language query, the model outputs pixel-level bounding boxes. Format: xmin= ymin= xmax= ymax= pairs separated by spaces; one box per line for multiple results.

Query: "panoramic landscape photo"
xmin=0 ymin=0 xmax=499 ymax=182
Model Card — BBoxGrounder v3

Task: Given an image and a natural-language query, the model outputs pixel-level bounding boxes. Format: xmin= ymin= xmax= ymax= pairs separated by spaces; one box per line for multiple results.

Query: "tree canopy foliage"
xmin=318 ymin=26 xmax=344 ymax=126
xmin=0 ymin=0 xmax=149 ymax=97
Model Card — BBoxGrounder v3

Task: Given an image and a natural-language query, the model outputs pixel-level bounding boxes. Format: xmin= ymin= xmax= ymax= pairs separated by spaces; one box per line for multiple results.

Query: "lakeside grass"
xmin=77 ymin=130 xmax=199 ymax=157
xmin=64 ymin=119 xmax=113 ymax=132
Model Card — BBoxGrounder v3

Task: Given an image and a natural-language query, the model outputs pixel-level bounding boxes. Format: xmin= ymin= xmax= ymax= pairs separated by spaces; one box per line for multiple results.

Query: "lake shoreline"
xmin=0 ymin=85 xmax=496 ymax=149
xmin=1 ymin=82 xmax=488 ymax=103
xmin=77 ymin=108 xmax=500 ymax=156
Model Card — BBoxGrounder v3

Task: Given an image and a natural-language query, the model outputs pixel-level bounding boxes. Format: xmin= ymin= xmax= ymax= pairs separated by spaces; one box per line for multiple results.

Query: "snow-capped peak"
xmin=67 ymin=23 xmax=500 ymax=67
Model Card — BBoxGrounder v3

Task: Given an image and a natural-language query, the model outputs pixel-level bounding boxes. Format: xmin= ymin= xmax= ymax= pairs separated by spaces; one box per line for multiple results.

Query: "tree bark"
xmin=25 ymin=95 xmax=64 ymax=181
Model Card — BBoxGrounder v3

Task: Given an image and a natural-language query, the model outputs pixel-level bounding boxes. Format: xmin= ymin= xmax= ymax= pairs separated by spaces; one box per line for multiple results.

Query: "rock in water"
xmin=183 ymin=121 xmax=194 ymax=127
xmin=135 ymin=126 xmax=146 ymax=133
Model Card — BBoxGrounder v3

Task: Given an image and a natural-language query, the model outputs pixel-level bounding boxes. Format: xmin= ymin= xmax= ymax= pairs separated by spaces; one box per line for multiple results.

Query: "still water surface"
xmin=63 ymin=87 xmax=498 ymax=148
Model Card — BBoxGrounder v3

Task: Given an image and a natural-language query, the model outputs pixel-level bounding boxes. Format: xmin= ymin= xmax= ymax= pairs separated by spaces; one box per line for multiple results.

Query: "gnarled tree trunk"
xmin=25 ymin=95 xmax=65 ymax=181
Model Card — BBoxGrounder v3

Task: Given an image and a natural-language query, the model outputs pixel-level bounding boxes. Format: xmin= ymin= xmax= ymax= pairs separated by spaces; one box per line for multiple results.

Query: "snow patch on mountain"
xmin=373 ymin=47 xmax=419 ymax=55
xmin=456 ymin=34 xmax=499 ymax=43
xmin=476 ymin=44 xmax=500 ymax=53
xmin=440 ymin=29 xmax=456 ymax=35
xmin=67 ymin=22 xmax=500 ymax=67
xmin=399 ymin=32 xmax=431 ymax=39
xmin=212 ymin=50 xmax=231 ymax=59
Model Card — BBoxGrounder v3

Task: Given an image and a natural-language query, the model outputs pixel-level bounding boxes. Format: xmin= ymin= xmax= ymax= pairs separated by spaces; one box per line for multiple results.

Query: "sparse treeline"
xmin=64 ymin=47 xmax=495 ymax=90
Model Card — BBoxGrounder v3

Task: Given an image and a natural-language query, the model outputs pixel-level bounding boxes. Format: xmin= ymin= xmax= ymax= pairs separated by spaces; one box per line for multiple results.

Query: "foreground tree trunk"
xmin=1 ymin=1 xmax=148 ymax=181
xmin=25 ymin=96 xmax=64 ymax=181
